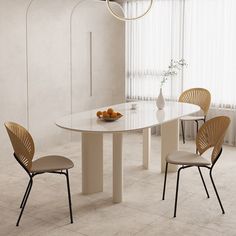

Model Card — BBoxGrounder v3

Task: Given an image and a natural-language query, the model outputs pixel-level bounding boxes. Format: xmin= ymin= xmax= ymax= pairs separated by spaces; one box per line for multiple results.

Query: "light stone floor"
xmin=1 ymin=133 xmax=236 ymax=236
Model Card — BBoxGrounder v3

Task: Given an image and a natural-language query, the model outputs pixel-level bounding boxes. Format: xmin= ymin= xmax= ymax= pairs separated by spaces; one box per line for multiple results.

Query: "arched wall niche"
xmin=0 ymin=0 xmax=125 ymax=153
xmin=71 ymin=0 xmax=125 ymax=113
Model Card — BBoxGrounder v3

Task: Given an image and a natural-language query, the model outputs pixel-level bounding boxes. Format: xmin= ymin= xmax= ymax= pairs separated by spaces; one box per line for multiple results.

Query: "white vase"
xmin=156 ymin=88 xmax=165 ymax=110
xmin=156 ymin=110 xmax=165 ymax=122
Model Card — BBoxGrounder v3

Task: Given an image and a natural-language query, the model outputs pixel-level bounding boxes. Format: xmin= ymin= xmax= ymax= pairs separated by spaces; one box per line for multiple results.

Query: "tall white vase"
xmin=156 ymin=88 xmax=165 ymax=110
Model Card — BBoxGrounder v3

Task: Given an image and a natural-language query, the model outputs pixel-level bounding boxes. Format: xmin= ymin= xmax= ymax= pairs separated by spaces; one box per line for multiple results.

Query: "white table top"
xmin=56 ymin=101 xmax=200 ymax=133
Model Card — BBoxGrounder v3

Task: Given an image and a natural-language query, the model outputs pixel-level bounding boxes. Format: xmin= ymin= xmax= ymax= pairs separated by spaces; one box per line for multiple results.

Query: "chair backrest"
xmin=5 ymin=122 xmax=35 ymax=171
xmin=179 ymin=88 xmax=211 ymax=115
xmin=196 ymin=116 xmax=230 ymax=164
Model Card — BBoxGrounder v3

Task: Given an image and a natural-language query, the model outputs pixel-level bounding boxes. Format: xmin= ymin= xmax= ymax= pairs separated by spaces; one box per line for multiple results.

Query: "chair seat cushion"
xmin=166 ymin=151 xmax=211 ymax=166
xmin=181 ymin=115 xmax=205 ymax=121
xmin=31 ymin=155 xmax=74 ymax=173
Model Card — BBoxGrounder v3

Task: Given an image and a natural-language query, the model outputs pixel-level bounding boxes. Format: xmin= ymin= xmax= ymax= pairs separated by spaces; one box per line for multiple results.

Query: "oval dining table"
xmin=56 ymin=101 xmax=200 ymax=203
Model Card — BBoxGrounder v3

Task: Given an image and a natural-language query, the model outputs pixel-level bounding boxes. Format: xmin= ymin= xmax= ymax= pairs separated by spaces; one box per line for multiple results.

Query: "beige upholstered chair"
xmin=162 ymin=116 xmax=230 ymax=217
xmin=179 ymin=88 xmax=211 ymax=143
xmin=5 ymin=122 xmax=74 ymax=226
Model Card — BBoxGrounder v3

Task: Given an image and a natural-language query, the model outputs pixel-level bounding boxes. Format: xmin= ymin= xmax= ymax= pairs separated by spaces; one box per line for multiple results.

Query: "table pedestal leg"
xmin=82 ymin=133 xmax=103 ymax=194
xmin=161 ymin=119 xmax=179 ymax=173
xmin=113 ymin=133 xmax=123 ymax=203
xmin=143 ymin=128 xmax=151 ymax=169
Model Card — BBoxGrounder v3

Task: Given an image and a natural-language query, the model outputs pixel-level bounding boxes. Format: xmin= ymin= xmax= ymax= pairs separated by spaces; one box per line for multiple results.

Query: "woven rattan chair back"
xmin=196 ymin=116 xmax=230 ymax=164
xmin=179 ymin=88 xmax=211 ymax=115
xmin=5 ymin=122 xmax=35 ymax=171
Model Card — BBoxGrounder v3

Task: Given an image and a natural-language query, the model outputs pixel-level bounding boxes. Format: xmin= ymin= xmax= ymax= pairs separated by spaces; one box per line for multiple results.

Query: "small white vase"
xmin=156 ymin=88 xmax=165 ymax=110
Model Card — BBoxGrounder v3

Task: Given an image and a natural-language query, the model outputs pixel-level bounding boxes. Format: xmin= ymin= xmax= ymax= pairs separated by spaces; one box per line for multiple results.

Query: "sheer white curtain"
xmin=182 ymin=0 xmax=236 ymax=145
xmin=125 ymin=0 xmax=183 ymax=101
xmin=125 ymin=0 xmax=236 ymax=145
xmin=126 ymin=0 xmax=236 ymax=107
xmin=184 ymin=0 xmax=236 ymax=109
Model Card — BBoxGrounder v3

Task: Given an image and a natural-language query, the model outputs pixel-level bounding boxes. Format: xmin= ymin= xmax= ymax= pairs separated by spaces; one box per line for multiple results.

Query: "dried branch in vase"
xmin=160 ymin=59 xmax=187 ymax=88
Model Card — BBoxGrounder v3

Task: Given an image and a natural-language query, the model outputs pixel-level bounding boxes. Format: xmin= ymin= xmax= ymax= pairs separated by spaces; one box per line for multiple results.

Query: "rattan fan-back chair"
xmin=179 ymin=88 xmax=211 ymax=143
xmin=5 ymin=122 xmax=74 ymax=226
xmin=162 ymin=116 xmax=230 ymax=217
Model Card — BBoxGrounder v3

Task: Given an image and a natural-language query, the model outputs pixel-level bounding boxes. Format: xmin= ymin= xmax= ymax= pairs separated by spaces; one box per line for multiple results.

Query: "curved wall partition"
xmin=71 ymin=0 xmax=125 ymax=113
xmin=0 ymin=0 xmax=125 ymax=153
xmin=0 ymin=0 xmax=30 ymax=154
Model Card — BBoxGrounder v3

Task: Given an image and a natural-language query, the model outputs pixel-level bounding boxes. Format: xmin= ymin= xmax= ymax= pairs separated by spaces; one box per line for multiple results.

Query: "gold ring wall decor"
xmin=106 ymin=0 xmax=154 ymax=21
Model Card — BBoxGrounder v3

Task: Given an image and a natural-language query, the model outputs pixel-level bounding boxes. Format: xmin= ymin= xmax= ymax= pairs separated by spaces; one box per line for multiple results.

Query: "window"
xmin=125 ymin=0 xmax=183 ymax=100
xmin=126 ymin=0 xmax=236 ymax=108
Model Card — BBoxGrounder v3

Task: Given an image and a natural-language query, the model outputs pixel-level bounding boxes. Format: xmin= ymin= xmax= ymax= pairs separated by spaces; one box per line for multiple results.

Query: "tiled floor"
xmin=1 ymin=133 xmax=236 ymax=236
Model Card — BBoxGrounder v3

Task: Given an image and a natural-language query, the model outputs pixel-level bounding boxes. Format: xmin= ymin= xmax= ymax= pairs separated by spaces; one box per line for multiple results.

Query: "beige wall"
xmin=0 ymin=0 xmax=125 ymax=155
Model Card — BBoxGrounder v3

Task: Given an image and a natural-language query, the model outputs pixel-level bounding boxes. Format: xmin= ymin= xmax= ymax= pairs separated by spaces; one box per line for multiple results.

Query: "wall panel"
xmin=0 ymin=0 xmax=29 ymax=155
xmin=71 ymin=0 xmax=125 ymax=114
xmin=0 ymin=0 xmax=125 ymax=157
xmin=27 ymin=0 xmax=73 ymax=149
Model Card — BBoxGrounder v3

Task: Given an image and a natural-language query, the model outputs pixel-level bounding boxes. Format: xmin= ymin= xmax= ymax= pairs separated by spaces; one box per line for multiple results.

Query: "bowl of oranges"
xmin=97 ymin=108 xmax=123 ymax=122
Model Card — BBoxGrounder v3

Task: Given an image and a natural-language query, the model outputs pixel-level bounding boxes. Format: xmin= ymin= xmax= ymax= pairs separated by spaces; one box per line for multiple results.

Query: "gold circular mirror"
xmin=106 ymin=0 xmax=153 ymax=21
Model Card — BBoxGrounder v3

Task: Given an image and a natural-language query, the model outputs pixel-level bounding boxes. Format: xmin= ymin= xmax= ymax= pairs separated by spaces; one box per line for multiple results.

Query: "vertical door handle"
xmin=89 ymin=32 xmax=93 ymax=97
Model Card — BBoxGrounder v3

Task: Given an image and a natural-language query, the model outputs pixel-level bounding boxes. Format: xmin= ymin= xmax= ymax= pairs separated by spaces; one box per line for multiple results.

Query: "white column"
xmin=113 ymin=132 xmax=123 ymax=203
xmin=161 ymin=119 xmax=179 ymax=173
xmin=82 ymin=132 xmax=103 ymax=194
xmin=143 ymin=128 xmax=151 ymax=169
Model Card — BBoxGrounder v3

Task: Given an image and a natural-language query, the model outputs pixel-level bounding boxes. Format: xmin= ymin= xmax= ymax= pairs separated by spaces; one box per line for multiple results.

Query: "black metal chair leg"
xmin=198 ymin=167 xmax=210 ymax=198
xmin=16 ymin=179 xmax=33 ymax=226
xmin=20 ymin=179 xmax=31 ymax=208
xmin=209 ymin=169 xmax=225 ymax=214
xmin=195 ymin=120 xmax=199 ymax=153
xmin=195 ymin=120 xmax=199 ymax=133
xmin=181 ymin=120 xmax=185 ymax=144
xmin=174 ymin=167 xmax=184 ymax=217
xmin=162 ymin=162 xmax=168 ymax=200
xmin=66 ymin=170 xmax=73 ymax=223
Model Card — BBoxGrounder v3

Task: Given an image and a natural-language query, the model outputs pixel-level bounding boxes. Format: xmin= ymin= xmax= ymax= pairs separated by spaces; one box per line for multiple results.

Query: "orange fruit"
xmin=107 ymin=108 xmax=114 ymax=115
xmin=96 ymin=111 xmax=102 ymax=117
xmin=110 ymin=112 xmax=117 ymax=118
xmin=102 ymin=111 xmax=109 ymax=118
